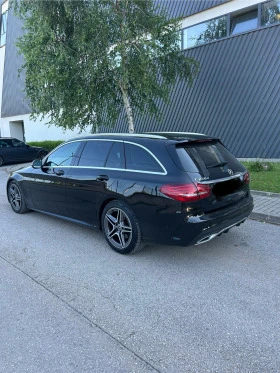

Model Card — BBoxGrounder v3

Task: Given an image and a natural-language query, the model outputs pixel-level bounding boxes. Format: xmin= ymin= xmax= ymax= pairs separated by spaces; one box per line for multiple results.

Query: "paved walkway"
xmin=251 ymin=191 xmax=280 ymax=225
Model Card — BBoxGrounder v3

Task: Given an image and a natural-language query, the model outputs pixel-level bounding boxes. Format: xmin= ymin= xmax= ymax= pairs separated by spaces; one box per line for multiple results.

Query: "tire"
xmin=101 ymin=200 xmax=144 ymax=254
xmin=0 ymin=156 xmax=4 ymax=167
xmin=7 ymin=181 xmax=30 ymax=214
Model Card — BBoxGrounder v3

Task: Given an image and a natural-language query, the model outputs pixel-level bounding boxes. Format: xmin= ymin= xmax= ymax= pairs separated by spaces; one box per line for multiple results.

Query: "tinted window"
xmin=176 ymin=141 xmax=244 ymax=176
xmin=0 ymin=140 xmax=9 ymax=148
xmin=11 ymin=139 xmax=26 ymax=147
xmin=78 ymin=140 xmax=112 ymax=167
xmin=45 ymin=142 xmax=80 ymax=167
xmin=125 ymin=143 xmax=163 ymax=172
xmin=105 ymin=142 xmax=125 ymax=169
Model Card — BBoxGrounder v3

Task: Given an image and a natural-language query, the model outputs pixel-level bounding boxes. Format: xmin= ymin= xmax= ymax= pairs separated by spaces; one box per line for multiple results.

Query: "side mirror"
xmin=32 ymin=159 xmax=42 ymax=169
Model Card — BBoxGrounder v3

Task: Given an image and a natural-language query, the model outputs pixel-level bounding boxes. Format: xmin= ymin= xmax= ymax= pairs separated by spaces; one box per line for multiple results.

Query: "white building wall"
xmin=0 ymin=114 xmax=92 ymax=142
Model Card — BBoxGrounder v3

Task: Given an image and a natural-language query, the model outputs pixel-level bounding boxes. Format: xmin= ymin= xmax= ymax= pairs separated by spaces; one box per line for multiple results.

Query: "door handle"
xmin=96 ymin=174 xmax=109 ymax=182
xmin=54 ymin=169 xmax=64 ymax=176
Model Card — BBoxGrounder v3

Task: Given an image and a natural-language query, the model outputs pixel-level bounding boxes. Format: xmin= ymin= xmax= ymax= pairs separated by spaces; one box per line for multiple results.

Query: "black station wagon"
xmin=7 ymin=132 xmax=253 ymax=254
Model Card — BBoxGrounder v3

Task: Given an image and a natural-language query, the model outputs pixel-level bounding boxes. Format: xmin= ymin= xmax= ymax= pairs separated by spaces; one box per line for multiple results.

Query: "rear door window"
xmin=78 ymin=140 xmax=112 ymax=167
xmin=105 ymin=142 xmax=125 ymax=169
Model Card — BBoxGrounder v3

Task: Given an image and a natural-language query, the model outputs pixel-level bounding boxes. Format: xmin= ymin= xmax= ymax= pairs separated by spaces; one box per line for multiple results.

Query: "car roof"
xmin=68 ymin=132 xmax=217 ymax=144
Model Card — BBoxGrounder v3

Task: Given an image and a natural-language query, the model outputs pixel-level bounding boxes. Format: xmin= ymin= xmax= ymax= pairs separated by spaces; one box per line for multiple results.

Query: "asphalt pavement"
xmin=0 ymin=163 xmax=280 ymax=373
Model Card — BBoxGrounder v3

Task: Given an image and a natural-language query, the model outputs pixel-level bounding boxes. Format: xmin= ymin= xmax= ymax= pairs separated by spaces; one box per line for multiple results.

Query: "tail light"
xmin=159 ymin=183 xmax=211 ymax=202
xmin=243 ymin=171 xmax=250 ymax=184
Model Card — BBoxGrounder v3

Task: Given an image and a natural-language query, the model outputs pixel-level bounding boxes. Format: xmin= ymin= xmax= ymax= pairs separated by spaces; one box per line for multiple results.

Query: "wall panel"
xmin=111 ymin=26 xmax=280 ymax=158
xmin=1 ymin=11 xmax=30 ymax=117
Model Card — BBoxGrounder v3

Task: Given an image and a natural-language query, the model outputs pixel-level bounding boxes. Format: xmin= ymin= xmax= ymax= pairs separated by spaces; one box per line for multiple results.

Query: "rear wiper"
xmin=207 ymin=161 xmax=228 ymax=169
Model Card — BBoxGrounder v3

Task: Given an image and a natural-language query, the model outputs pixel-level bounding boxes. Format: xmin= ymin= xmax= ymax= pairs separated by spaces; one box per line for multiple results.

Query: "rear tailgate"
xmin=174 ymin=139 xmax=250 ymax=211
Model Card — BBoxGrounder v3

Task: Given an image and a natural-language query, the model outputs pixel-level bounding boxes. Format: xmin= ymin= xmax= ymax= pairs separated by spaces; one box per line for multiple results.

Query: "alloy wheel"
xmin=104 ymin=207 xmax=133 ymax=250
xmin=9 ymin=183 xmax=22 ymax=212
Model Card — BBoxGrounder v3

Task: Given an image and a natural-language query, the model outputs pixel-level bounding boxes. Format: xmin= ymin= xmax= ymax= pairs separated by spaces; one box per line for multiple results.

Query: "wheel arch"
xmin=98 ymin=197 xmax=136 ymax=231
xmin=98 ymin=198 xmax=118 ymax=230
xmin=100 ymin=198 xmax=144 ymax=254
xmin=6 ymin=174 xmax=23 ymax=194
xmin=7 ymin=177 xmax=30 ymax=213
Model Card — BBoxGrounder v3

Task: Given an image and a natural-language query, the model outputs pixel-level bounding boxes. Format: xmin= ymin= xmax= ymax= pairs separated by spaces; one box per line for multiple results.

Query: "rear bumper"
xmin=175 ymin=196 xmax=254 ymax=246
xmin=194 ymin=218 xmax=246 ymax=245
xmin=142 ymin=196 xmax=254 ymax=247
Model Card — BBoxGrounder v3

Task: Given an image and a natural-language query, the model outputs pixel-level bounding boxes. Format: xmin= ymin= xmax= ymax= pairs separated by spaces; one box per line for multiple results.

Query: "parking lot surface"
xmin=1 ymin=164 xmax=280 ymax=373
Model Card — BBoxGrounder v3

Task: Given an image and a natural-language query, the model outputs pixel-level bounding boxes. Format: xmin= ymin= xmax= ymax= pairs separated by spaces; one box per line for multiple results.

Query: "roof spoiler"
xmin=175 ymin=138 xmax=220 ymax=147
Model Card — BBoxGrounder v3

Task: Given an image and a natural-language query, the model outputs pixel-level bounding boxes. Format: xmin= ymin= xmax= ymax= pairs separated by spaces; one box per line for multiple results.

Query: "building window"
xmin=231 ymin=9 xmax=258 ymax=35
xmin=183 ymin=16 xmax=227 ymax=49
xmin=262 ymin=0 xmax=280 ymax=26
xmin=0 ymin=1 xmax=8 ymax=46
xmin=182 ymin=1 xmax=280 ymax=50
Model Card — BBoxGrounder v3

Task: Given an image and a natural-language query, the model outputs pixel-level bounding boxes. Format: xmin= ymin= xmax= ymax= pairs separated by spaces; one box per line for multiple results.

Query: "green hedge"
xmin=27 ymin=140 xmax=64 ymax=152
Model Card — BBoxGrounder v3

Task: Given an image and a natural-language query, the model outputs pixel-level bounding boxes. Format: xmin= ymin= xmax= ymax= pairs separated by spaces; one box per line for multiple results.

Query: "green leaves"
xmin=12 ymin=0 xmax=199 ymax=133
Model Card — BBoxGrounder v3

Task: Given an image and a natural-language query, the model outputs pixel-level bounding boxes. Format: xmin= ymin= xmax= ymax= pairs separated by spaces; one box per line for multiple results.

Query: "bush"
xmin=246 ymin=161 xmax=274 ymax=172
xmin=27 ymin=140 xmax=64 ymax=152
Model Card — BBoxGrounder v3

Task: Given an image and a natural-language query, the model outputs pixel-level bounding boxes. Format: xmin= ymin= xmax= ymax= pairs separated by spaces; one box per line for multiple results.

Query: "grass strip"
xmin=242 ymin=162 xmax=280 ymax=194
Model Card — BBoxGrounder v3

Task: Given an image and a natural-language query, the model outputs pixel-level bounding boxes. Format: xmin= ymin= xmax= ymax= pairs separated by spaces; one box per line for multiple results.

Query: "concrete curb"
xmin=250 ymin=212 xmax=280 ymax=226
xmin=251 ymin=190 xmax=280 ymax=199
xmin=250 ymin=191 xmax=280 ymax=225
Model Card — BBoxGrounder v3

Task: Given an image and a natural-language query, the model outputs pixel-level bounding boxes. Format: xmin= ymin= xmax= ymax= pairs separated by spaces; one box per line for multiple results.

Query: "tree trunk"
xmin=120 ymin=85 xmax=134 ymax=133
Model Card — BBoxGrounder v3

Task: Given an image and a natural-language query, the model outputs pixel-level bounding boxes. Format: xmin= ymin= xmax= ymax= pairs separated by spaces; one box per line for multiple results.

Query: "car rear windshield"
xmin=175 ymin=140 xmax=245 ymax=177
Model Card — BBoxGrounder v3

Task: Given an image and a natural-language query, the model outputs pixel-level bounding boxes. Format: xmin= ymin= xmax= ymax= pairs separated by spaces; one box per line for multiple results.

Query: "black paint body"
xmin=7 ymin=133 xmax=253 ymax=247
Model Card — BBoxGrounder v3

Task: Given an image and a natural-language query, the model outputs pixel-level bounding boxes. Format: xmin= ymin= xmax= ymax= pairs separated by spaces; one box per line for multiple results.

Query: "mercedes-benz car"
xmin=6 ymin=132 xmax=253 ymax=254
xmin=0 ymin=137 xmax=48 ymax=166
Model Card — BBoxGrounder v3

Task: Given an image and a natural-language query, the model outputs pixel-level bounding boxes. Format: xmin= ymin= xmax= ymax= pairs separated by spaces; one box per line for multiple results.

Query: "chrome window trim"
xmin=45 ymin=138 xmax=167 ymax=175
xmin=69 ymin=166 xmax=166 ymax=175
xmin=41 ymin=165 xmax=166 ymax=176
xmin=198 ymin=172 xmax=244 ymax=184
